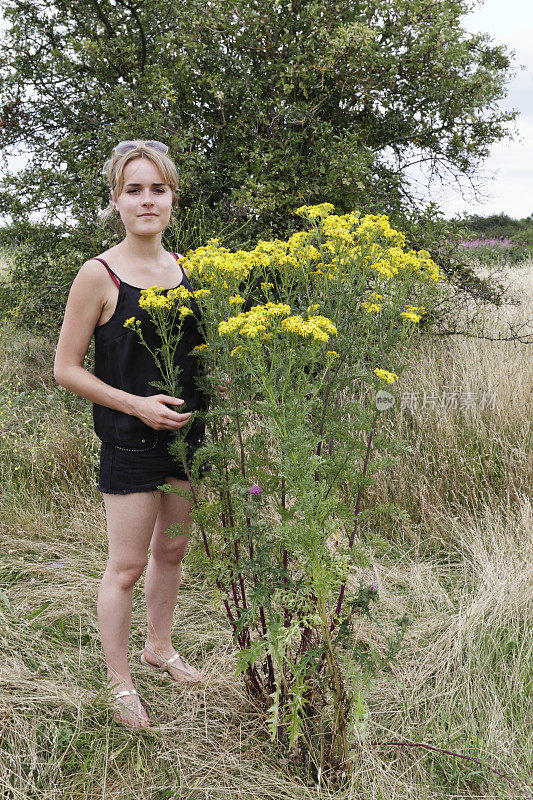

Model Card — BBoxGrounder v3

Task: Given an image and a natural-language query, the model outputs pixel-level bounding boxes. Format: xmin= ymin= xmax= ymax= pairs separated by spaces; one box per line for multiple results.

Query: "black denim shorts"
xmin=97 ymin=429 xmax=208 ymax=495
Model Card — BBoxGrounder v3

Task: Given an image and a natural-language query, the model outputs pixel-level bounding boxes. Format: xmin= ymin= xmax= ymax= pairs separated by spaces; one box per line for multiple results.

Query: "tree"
xmin=0 ymin=0 xmax=518 ymax=239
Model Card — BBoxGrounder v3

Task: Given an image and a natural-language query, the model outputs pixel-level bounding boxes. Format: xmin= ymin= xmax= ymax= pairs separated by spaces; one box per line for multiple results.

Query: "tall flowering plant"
xmin=128 ymin=205 xmax=444 ymax=782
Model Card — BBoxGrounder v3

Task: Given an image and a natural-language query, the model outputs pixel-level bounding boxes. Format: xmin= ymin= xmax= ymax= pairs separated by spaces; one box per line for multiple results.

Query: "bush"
xmin=0 ymin=223 xmax=96 ymax=336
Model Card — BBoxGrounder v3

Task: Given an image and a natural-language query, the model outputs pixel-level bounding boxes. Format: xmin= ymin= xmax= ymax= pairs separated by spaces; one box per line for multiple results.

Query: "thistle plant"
xmin=129 ymin=204 xmax=445 ymax=783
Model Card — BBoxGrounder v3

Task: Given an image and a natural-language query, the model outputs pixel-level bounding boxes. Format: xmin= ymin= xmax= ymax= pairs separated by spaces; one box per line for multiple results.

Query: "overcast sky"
xmin=412 ymin=0 xmax=533 ymax=219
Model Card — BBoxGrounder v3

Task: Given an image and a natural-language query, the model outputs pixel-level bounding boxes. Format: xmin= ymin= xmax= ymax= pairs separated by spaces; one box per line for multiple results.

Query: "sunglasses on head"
xmin=114 ymin=140 xmax=169 ymax=155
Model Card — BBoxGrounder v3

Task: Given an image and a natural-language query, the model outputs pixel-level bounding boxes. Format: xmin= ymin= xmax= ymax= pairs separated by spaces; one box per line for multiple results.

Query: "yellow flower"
xmin=179 ymin=306 xmax=193 ymax=318
xmin=229 ymin=295 xmax=245 ymax=305
xmin=326 ymin=350 xmax=340 ymax=359
xmin=296 ymin=202 xmax=335 ymax=220
xmin=374 ymin=368 xmax=399 ymax=384
xmin=192 ymin=344 xmax=208 ymax=355
xmin=230 ymin=345 xmax=244 ymax=357
xmin=183 ymin=241 xmax=253 ymax=286
xmin=281 ymin=313 xmax=337 ymax=342
xmin=362 ymin=301 xmax=381 ymax=313
xmin=167 ymin=285 xmax=192 ymax=302
xmin=192 ymin=288 xmax=211 ymax=299
xmin=123 ymin=317 xmax=136 ymax=328
xmin=400 ymin=304 xmax=426 ymax=323
xmin=139 ymin=287 xmax=175 ymax=310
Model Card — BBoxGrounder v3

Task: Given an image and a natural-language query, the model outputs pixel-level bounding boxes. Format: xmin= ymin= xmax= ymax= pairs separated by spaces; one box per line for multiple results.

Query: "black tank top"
xmin=91 ymin=254 xmax=206 ymax=446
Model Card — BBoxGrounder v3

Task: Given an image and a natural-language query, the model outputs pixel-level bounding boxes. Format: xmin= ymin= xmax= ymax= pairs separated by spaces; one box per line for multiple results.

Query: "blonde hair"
xmin=100 ymin=141 xmax=179 ymax=223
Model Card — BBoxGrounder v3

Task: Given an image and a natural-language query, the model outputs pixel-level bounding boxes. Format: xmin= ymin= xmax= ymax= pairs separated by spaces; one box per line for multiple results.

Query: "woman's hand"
xmin=133 ymin=395 xmax=192 ymax=430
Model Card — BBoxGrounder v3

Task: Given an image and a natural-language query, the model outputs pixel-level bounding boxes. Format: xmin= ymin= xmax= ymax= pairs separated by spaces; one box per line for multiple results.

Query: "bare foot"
xmin=109 ymin=686 xmax=151 ymax=729
xmin=142 ymin=645 xmax=206 ymax=683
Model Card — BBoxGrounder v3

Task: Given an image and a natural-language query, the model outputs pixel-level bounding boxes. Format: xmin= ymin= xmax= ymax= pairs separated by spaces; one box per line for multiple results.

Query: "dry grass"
xmin=0 ymin=262 xmax=532 ymax=799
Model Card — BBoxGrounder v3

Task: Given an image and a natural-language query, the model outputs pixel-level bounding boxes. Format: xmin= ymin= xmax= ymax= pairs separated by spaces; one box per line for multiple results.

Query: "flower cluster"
xmin=374 ymin=368 xmax=399 ymax=384
xmin=459 ymin=237 xmax=516 ymax=249
xmin=296 ymin=202 xmax=335 ymax=220
xmin=219 ymin=303 xmax=292 ymax=339
xmin=138 ymin=284 xmax=192 ymax=311
xmin=182 ymin=240 xmax=253 ymax=287
xmin=356 ymin=214 xmax=406 ymax=249
xmin=321 ymin=213 xmax=359 ymax=246
xmin=218 ymin=303 xmax=337 ymax=344
xmin=400 ymin=304 xmax=426 ymax=323
xmin=369 ymin=247 xmax=441 ymax=282
xmin=362 ymin=301 xmax=381 ymax=313
xmin=281 ymin=314 xmax=337 ymax=342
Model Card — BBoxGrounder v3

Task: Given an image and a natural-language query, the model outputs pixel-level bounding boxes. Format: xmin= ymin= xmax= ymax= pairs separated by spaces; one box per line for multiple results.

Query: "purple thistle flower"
xmin=250 ymin=484 xmax=261 ymax=496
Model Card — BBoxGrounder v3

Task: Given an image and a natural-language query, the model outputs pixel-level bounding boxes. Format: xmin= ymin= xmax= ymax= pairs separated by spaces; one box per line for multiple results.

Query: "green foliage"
xmin=459 ymin=211 xmax=533 ymax=239
xmin=0 ymin=222 xmax=101 ymax=334
xmin=0 ymin=0 xmax=517 ymax=240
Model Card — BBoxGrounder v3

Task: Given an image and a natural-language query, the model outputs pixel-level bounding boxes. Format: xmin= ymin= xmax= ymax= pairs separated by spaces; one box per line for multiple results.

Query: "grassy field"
xmin=0 ymin=261 xmax=531 ymax=800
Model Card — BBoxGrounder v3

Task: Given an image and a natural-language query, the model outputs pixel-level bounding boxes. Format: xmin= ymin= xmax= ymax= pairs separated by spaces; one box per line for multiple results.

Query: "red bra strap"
xmin=170 ymin=251 xmax=186 ymax=276
xmin=93 ymin=257 xmax=120 ymax=289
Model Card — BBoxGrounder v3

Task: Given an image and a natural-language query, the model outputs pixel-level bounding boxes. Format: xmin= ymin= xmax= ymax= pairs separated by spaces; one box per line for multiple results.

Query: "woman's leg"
xmin=97 ymin=489 xmax=161 ymax=726
xmin=143 ymin=477 xmax=205 ymax=682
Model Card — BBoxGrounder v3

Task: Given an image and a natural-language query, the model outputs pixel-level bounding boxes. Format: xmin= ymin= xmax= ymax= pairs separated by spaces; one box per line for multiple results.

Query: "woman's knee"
xmin=104 ymin=559 xmax=148 ymax=590
xmin=150 ymin=534 xmax=189 ymax=564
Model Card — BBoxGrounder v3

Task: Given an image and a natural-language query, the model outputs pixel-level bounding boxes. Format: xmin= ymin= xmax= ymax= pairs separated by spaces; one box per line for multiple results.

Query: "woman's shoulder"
xmin=79 ymin=244 xmax=122 ymax=277
xmin=73 ymin=253 xmax=118 ymax=296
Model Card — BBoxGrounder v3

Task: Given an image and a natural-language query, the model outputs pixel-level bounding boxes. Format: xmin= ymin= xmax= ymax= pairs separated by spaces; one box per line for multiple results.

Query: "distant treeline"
xmin=458 ymin=213 xmax=533 ymax=247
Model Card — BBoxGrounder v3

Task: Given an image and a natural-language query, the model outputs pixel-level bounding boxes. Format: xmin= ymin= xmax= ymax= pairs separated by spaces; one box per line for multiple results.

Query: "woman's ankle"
xmin=144 ymin=638 xmax=173 ymax=653
xmin=107 ymin=667 xmax=134 ymax=691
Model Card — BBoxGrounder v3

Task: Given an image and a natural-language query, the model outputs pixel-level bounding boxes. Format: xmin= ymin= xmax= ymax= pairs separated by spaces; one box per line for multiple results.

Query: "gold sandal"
xmin=140 ymin=646 xmax=205 ymax=683
xmin=111 ymin=688 xmax=151 ymax=728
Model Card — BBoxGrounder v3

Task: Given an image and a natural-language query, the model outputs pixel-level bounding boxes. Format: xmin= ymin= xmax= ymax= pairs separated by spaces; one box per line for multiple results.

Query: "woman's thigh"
xmin=150 ymin=478 xmax=193 ymax=560
xmin=103 ymin=490 xmax=161 ymax=569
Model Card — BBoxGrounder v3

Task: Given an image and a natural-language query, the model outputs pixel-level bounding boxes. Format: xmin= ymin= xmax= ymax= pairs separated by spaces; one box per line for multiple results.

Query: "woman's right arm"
xmin=53 ymin=260 xmax=191 ymax=431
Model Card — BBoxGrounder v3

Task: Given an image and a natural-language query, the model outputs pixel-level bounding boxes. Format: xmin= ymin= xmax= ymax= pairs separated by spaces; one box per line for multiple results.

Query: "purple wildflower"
xmin=370 ymin=581 xmax=377 ymax=591
xmin=458 ymin=237 xmax=515 ymax=250
xmin=250 ymin=484 xmax=261 ymax=496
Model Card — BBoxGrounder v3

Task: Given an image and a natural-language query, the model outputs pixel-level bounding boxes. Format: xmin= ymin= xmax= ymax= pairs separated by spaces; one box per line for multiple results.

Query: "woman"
xmin=54 ymin=140 xmax=208 ymax=729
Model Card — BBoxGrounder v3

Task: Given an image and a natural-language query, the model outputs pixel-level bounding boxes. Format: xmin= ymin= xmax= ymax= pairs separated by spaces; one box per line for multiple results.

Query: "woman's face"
xmin=113 ymin=157 xmax=173 ymax=236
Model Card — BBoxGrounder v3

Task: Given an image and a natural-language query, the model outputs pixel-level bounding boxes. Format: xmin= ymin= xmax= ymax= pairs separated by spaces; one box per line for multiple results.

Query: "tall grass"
xmin=0 ymin=263 xmax=531 ymax=799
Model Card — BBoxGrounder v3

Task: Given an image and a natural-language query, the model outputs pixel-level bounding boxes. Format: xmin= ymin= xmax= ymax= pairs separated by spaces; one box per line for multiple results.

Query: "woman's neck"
xmin=118 ymin=232 xmax=166 ymax=266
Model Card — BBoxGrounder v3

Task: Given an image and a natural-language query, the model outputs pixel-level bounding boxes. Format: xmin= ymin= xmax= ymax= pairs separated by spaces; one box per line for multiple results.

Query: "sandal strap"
xmin=113 ymin=689 xmax=138 ymax=698
xmin=145 ymin=645 xmax=190 ymax=671
xmin=163 ymin=652 xmax=187 ymax=669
